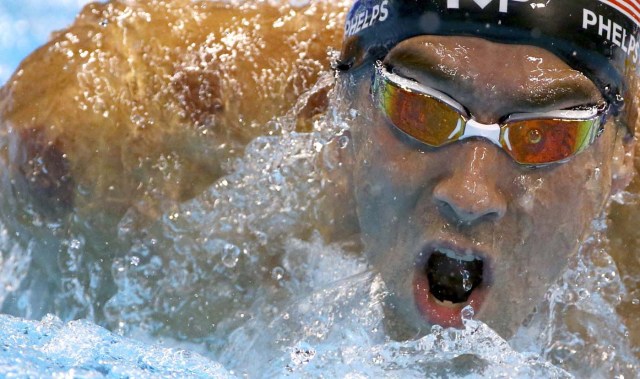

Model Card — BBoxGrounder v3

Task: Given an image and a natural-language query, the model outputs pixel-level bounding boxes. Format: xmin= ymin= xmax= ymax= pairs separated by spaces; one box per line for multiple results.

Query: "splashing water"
xmin=512 ymin=220 xmax=639 ymax=378
xmin=1 ymin=79 xmax=637 ymax=376
xmin=0 ymin=314 xmax=233 ymax=378
xmin=1 ymin=104 xmax=639 ymax=377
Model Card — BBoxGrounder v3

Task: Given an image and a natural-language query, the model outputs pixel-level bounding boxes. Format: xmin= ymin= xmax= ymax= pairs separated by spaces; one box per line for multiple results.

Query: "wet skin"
xmin=346 ymin=36 xmax=635 ymax=339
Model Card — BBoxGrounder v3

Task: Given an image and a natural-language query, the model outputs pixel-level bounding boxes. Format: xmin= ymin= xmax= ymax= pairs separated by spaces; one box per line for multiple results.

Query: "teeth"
xmin=440 ymin=247 xmax=479 ymax=262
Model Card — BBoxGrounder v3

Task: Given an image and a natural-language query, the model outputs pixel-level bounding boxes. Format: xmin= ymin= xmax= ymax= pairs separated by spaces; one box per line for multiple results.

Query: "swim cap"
xmin=338 ymin=0 xmax=640 ymax=134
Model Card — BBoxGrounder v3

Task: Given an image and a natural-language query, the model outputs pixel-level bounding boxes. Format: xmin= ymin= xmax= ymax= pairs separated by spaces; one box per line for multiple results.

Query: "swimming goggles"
xmin=371 ymin=64 xmax=609 ymax=165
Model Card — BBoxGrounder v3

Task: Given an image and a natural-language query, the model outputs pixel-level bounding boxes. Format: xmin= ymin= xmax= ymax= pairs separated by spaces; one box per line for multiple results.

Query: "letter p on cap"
xmin=583 ymin=8 xmax=597 ymax=29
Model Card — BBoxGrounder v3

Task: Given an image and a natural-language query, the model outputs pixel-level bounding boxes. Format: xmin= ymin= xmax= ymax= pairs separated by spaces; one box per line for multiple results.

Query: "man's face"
xmin=347 ymin=35 xmax=630 ymax=338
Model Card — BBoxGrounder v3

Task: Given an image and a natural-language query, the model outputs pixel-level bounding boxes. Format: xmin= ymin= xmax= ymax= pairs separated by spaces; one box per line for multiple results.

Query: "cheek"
xmin=351 ymin=118 xmax=443 ymax=234
xmin=351 ymin=138 xmax=405 ymax=246
xmin=511 ymin=139 xmax=615 ymax=272
xmin=350 ymin=115 xmax=441 ymax=267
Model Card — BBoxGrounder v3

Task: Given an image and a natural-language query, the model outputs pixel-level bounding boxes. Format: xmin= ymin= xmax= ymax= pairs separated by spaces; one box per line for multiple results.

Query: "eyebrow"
xmin=377 ymin=65 xmax=603 ymax=121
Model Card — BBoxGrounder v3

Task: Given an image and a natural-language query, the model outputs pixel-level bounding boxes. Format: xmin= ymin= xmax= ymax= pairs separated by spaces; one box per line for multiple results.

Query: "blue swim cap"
xmin=338 ymin=0 xmax=640 ymax=134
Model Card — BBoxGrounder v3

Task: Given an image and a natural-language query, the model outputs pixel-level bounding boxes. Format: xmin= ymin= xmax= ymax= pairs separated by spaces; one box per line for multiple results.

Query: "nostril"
xmin=435 ymin=199 xmax=459 ymax=222
xmin=437 ymin=200 xmax=489 ymax=224
xmin=484 ymin=211 xmax=501 ymax=221
xmin=433 ymin=183 xmax=507 ymax=224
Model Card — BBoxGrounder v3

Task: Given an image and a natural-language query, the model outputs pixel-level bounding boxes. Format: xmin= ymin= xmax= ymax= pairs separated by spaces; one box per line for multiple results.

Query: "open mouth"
xmin=426 ymin=249 xmax=483 ymax=304
xmin=413 ymin=246 xmax=489 ymax=328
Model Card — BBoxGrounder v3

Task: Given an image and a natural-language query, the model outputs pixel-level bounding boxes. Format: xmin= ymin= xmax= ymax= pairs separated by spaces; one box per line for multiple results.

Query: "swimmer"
xmin=336 ymin=0 xmax=638 ymax=339
xmin=1 ymin=0 xmax=638 ymax=351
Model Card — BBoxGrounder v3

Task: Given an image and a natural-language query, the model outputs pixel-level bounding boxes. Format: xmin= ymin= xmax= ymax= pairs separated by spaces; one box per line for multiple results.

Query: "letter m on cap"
xmin=447 ymin=0 xmax=529 ymax=13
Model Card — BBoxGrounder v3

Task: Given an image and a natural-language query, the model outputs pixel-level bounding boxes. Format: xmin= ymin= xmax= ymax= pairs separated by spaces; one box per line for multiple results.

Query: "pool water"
xmin=0 ymin=1 xmax=639 ymax=377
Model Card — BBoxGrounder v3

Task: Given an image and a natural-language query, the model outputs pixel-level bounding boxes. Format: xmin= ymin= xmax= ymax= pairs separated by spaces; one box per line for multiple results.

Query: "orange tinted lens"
xmin=376 ymin=76 xmax=464 ymax=146
xmin=502 ymin=118 xmax=601 ymax=164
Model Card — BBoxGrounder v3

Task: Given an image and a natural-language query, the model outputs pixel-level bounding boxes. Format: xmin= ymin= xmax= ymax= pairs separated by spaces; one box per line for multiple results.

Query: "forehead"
xmin=380 ymin=36 xmax=603 ymax=121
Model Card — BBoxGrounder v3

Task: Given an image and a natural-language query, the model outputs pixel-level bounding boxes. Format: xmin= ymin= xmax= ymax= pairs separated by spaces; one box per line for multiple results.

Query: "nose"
xmin=433 ymin=143 xmax=507 ymax=224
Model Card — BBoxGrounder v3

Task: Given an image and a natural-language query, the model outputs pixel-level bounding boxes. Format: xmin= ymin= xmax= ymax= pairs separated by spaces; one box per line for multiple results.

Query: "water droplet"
xmin=461 ymin=270 xmax=472 ymax=292
xmin=337 ymin=134 xmax=350 ymax=149
xmin=271 ymin=266 xmax=285 ymax=281
xmin=130 ymin=256 xmax=140 ymax=266
xmin=69 ymin=239 xmax=82 ymax=250
xmin=461 ymin=305 xmax=475 ymax=320
xmin=577 ymin=288 xmax=590 ymax=301
xmin=602 ymin=270 xmax=616 ymax=282
xmin=254 ymin=231 xmax=268 ymax=246
xmin=221 ymin=243 xmax=240 ymax=268
xmin=527 ymin=128 xmax=542 ymax=144
xmin=113 ymin=258 xmax=126 ymax=273
xmin=290 ymin=344 xmax=316 ymax=366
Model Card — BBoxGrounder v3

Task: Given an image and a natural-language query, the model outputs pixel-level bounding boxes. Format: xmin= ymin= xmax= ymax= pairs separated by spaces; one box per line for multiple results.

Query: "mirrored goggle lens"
xmin=501 ymin=117 xmax=603 ymax=164
xmin=374 ymin=72 xmax=464 ymax=146
xmin=373 ymin=67 xmax=606 ymax=165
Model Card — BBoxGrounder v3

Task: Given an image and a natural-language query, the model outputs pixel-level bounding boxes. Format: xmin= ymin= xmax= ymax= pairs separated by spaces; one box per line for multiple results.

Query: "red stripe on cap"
xmin=607 ymin=0 xmax=640 ymax=17
xmin=601 ymin=0 xmax=640 ymax=25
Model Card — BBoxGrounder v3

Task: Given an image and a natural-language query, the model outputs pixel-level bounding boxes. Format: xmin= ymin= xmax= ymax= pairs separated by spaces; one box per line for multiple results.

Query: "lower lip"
xmin=413 ymin=271 xmax=487 ymax=328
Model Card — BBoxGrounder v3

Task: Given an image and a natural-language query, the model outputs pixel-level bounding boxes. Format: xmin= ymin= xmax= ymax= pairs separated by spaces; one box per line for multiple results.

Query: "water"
xmin=0 ymin=0 xmax=639 ymax=377
xmin=0 ymin=314 xmax=233 ymax=378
